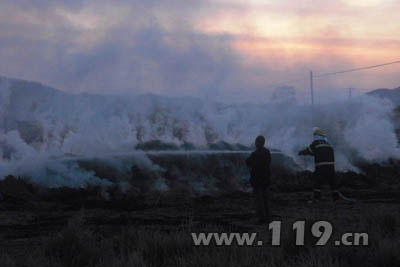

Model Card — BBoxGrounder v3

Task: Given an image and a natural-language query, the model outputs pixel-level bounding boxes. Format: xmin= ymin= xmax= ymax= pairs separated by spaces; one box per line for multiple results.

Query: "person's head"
xmin=255 ymin=135 xmax=265 ymax=148
xmin=312 ymin=127 xmax=326 ymax=137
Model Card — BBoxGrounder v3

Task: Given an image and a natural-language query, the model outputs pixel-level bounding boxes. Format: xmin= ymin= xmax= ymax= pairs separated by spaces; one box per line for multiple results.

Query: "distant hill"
xmin=367 ymin=87 xmax=400 ymax=105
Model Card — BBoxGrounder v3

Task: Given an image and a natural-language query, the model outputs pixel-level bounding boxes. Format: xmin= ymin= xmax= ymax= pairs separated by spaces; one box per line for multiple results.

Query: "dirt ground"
xmin=0 ymin=164 xmax=399 ymax=267
xmin=1 ymin=186 xmax=399 ymax=253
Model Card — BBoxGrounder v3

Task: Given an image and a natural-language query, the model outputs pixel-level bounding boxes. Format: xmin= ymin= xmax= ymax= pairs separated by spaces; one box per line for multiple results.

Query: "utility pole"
xmin=310 ymin=71 xmax=314 ymax=106
xmin=348 ymin=88 xmax=352 ymax=101
xmin=310 ymin=71 xmax=314 ymax=125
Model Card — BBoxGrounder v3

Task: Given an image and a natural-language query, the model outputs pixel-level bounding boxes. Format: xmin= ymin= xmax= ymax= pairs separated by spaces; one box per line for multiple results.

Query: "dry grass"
xmin=1 ymin=159 xmax=400 ymax=267
xmin=0 ymin=206 xmax=399 ymax=267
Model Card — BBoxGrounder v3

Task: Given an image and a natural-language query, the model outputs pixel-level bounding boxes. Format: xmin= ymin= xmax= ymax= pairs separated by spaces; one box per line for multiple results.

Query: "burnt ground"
xmin=0 ymin=169 xmax=399 ymax=266
xmin=0 ymin=188 xmax=399 ymax=238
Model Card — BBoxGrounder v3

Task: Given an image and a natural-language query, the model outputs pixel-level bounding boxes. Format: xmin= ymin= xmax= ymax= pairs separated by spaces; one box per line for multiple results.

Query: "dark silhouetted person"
xmin=298 ymin=127 xmax=339 ymax=202
xmin=246 ymin=135 xmax=271 ymax=224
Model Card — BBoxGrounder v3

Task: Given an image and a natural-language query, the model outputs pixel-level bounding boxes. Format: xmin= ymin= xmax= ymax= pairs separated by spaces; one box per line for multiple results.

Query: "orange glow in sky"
xmin=195 ymin=0 xmax=400 ymax=68
xmin=0 ymin=0 xmax=398 ymax=98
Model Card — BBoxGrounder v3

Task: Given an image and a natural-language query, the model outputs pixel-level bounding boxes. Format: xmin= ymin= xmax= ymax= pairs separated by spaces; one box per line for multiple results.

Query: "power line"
xmin=263 ymin=60 xmax=400 ymax=91
xmin=315 ymin=60 xmax=400 ymax=78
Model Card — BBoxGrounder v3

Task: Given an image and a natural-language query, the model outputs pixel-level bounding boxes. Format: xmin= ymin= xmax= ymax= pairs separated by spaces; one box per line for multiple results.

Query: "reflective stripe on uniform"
xmin=315 ymin=144 xmax=331 ymax=149
xmin=315 ymin=162 xmax=335 ymax=166
xmin=307 ymin=146 xmax=314 ymax=153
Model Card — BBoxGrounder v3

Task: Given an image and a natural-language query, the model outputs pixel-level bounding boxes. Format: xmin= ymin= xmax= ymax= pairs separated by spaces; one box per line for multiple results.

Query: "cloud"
xmin=0 ymin=0 xmax=399 ymax=103
xmin=0 ymin=0 xmax=261 ymax=101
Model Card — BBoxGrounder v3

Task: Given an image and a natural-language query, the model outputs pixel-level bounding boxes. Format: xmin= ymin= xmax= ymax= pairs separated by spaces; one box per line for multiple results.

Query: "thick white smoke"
xmin=0 ymin=77 xmax=399 ymax=188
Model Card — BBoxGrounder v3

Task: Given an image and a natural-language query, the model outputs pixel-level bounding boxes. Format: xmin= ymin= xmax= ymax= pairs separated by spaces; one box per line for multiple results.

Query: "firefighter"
xmin=246 ymin=135 xmax=271 ymax=223
xmin=298 ymin=127 xmax=339 ymax=202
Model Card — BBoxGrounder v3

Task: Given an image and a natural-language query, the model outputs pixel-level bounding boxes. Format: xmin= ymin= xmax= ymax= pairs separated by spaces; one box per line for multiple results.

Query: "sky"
xmin=0 ymin=0 xmax=399 ymax=103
